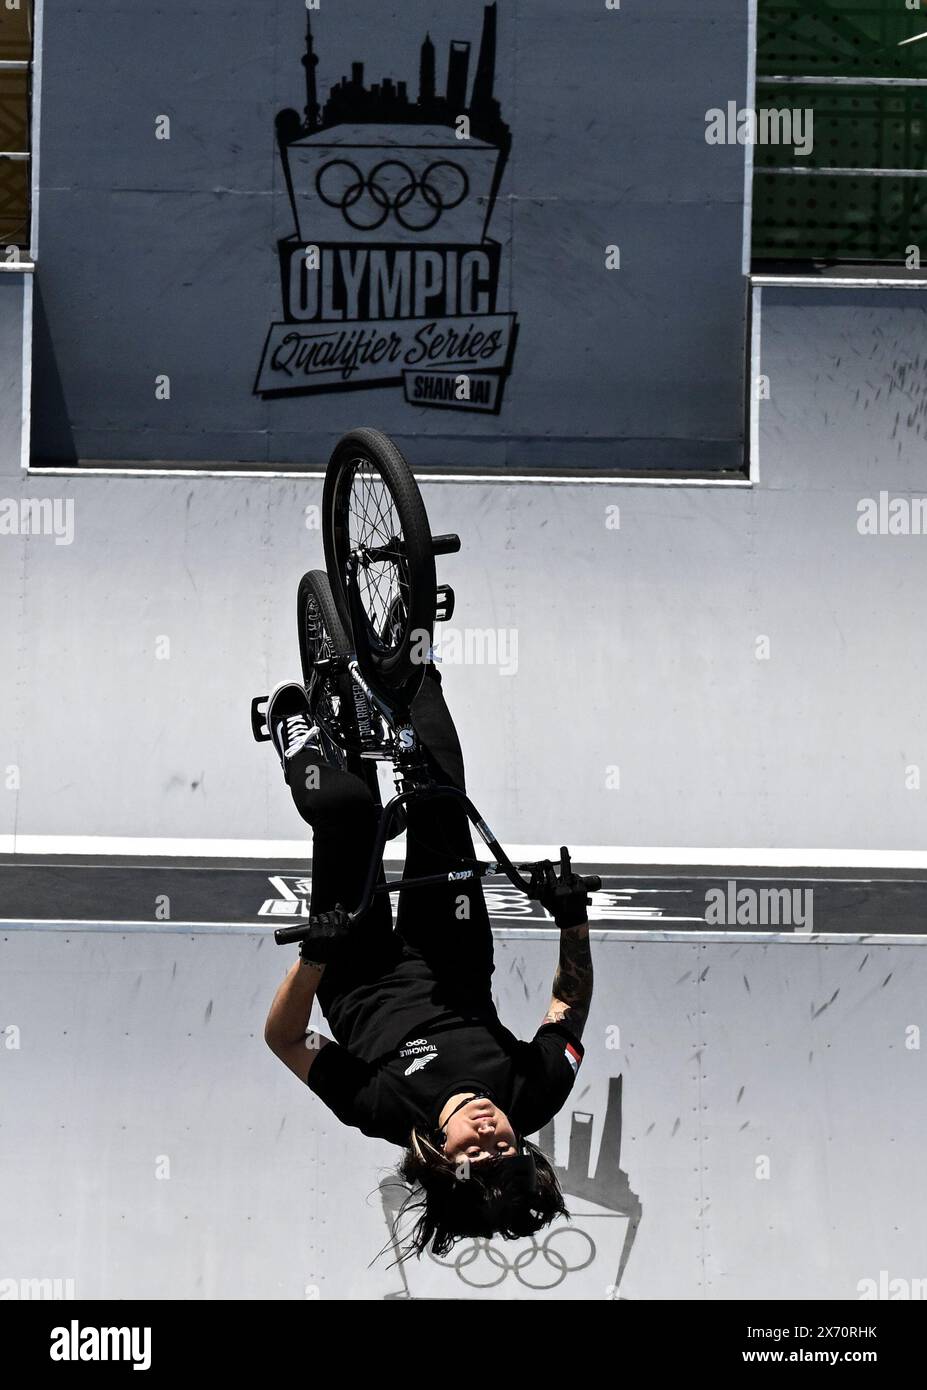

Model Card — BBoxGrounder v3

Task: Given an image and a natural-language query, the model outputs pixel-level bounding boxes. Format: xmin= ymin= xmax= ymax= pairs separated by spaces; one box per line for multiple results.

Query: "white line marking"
xmin=6 ymin=837 xmax=927 ymax=869
xmin=0 ymin=836 xmax=315 ymax=858
xmin=758 ymin=166 xmax=927 ymax=178
xmin=26 ymin=467 xmax=754 ymax=488
xmin=267 ymin=875 xmax=299 ymax=901
xmin=20 ymin=273 xmax=32 ymax=472
xmin=760 ymin=73 xmax=927 ymax=83
xmin=498 ymin=930 xmax=927 ymax=946
xmin=2 ymin=920 xmax=925 ymax=947
xmin=752 ymin=275 xmax=927 ymax=289
xmin=750 ymin=283 xmax=761 ymax=484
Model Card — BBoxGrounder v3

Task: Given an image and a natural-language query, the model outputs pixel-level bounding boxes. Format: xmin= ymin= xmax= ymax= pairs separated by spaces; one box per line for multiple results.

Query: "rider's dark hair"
xmin=391 ymin=1128 xmax=569 ymax=1260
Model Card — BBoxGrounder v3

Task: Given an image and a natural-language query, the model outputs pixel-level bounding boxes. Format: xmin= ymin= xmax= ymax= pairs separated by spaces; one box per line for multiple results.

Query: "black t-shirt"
xmin=306 ymin=1012 xmax=585 ymax=1147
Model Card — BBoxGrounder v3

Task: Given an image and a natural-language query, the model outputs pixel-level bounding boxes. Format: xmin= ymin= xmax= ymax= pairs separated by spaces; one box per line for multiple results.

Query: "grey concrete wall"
xmin=29 ymin=0 xmax=748 ymax=471
xmin=2 ymin=925 xmax=923 ymax=1299
xmin=6 ymin=287 xmax=927 ymax=853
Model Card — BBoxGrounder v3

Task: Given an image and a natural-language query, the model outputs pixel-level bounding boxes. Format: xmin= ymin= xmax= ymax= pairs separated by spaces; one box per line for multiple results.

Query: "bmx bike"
xmin=250 ymin=427 xmax=600 ymax=949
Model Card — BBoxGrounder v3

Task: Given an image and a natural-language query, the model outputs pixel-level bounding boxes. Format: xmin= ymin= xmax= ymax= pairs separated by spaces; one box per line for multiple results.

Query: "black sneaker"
xmin=267 ymin=681 xmax=319 ymax=781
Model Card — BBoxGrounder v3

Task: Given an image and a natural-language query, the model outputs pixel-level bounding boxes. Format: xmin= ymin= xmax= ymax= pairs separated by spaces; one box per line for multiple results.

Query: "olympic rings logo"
xmin=430 ymin=1228 xmax=596 ymax=1290
xmin=315 ymin=158 xmax=470 ymax=231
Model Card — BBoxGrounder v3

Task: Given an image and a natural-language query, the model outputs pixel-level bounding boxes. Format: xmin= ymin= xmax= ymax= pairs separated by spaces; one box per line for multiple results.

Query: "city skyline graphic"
xmin=278 ymin=4 xmax=511 ymax=151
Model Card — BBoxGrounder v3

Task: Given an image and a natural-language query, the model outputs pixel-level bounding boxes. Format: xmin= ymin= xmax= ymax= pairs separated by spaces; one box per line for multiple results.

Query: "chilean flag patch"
xmin=564 ymin=1042 xmax=582 ymax=1077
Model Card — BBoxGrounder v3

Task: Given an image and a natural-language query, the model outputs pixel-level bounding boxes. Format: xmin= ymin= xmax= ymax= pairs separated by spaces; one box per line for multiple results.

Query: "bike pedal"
xmin=250 ymin=695 xmax=271 ymax=743
xmin=435 ymin=584 xmax=455 ymax=623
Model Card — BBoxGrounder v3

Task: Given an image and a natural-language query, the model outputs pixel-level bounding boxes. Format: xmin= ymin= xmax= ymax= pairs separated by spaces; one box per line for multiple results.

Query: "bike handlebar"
xmin=513 ymin=863 xmax=602 ymax=895
xmin=274 ymin=921 xmax=328 ymax=946
xmin=272 ymin=871 xmax=602 ymax=945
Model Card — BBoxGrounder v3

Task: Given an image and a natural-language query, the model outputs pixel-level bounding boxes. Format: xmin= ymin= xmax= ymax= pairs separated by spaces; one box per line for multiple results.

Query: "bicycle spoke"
xmin=304 ymin=596 xmax=346 ymax=770
xmin=343 ymin=455 xmax=407 ymax=649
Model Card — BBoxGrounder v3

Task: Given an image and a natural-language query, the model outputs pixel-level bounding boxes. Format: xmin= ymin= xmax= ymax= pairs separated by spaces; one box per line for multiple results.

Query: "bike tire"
xmin=322 ymin=428 xmax=436 ymax=698
xmin=296 ymin=569 xmax=380 ymax=797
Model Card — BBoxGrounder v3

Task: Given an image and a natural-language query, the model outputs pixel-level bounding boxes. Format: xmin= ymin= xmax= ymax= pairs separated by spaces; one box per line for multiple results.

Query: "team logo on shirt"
xmin=404 ymin=1055 xmax=438 ymax=1076
xmin=563 ymin=1042 xmax=582 ymax=1078
xmin=399 ymin=1037 xmax=438 ymax=1075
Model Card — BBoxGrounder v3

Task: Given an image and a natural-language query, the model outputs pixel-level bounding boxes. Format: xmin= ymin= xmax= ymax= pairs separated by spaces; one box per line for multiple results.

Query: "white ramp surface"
xmin=1 ymin=926 xmax=924 ymax=1299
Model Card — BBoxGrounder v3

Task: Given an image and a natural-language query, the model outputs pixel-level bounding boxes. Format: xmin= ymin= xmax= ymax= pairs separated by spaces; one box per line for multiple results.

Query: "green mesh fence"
xmin=753 ymin=2 xmax=927 ymax=262
xmin=0 ymin=3 xmax=32 ymax=249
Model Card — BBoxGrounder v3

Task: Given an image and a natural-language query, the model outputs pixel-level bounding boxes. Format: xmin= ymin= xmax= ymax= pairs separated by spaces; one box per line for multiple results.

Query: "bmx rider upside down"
xmin=262 ymin=662 xmax=594 ymax=1258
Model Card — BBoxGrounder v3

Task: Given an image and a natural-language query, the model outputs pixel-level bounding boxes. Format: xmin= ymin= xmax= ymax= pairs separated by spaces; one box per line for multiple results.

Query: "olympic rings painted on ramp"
xmin=431 ymin=1228 xmax=596 ymax=1290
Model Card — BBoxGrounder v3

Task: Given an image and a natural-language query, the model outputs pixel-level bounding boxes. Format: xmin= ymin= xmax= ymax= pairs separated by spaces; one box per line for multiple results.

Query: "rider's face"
xmin=440 ymin=1098 xmax=518 ymax=1164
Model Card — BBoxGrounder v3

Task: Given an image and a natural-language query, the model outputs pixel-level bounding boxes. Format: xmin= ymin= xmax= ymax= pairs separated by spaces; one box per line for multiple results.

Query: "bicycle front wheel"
xmin=322 ymin=428 xmax=436 ymax=699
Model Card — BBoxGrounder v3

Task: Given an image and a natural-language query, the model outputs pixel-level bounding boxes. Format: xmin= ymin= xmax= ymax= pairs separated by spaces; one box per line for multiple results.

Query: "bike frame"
xmin=272 ymin=542 xmax=600 ymax=947
xmin=275 ymin=565 xmax=539 ymax=946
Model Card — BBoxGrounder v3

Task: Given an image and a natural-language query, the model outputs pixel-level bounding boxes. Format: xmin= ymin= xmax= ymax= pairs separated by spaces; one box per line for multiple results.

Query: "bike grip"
xmin=581 ymin=874 xmax=602 ymax=892
xmin=274 ymin=923 xmax=312 ymax=946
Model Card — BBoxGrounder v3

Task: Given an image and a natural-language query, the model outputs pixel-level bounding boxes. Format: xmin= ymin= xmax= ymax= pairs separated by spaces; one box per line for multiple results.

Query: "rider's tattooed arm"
xmin=264 ymin=958 xmax=332 ymax=1082
xmin=544 ymin=922 xmax=593 ymax=1041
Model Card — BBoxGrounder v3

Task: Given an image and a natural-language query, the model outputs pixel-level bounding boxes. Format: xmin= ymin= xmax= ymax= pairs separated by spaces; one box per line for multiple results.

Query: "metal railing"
xmin=0 ymin=6 xmax=35 ymax=260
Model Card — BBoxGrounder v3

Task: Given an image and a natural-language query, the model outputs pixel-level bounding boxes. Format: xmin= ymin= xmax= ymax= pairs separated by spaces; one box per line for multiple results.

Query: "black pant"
xmin=287 ymin=667 xmax=495 ymax=1026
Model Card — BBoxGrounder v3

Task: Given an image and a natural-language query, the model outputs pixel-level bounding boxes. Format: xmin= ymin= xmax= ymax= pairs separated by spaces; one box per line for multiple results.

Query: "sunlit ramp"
xmin=1 ymin=919 xmax=925 ymax=1298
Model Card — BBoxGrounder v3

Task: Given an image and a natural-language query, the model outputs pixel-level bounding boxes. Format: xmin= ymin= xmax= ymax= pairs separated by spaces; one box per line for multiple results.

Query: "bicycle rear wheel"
xmin=297 ymin=569 xmax=380 ymax=795
xmin=322 ymin=428 xmax=436 ymax=701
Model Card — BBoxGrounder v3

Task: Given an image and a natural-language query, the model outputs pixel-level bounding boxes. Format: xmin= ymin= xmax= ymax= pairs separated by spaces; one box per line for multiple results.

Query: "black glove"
xmin=528 ymin=847 xmax=591 ymax=930
xmin=298 ymin=905 xmax=351 ymax=965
